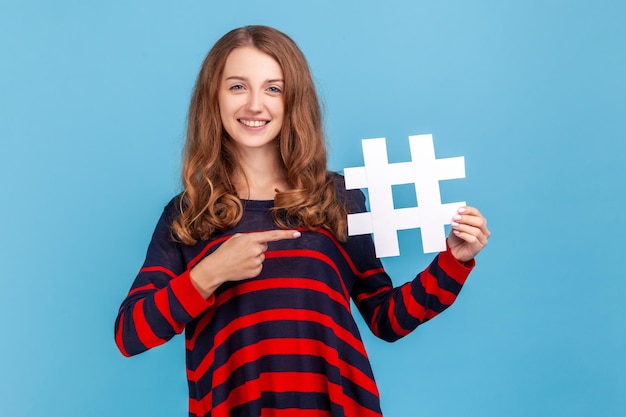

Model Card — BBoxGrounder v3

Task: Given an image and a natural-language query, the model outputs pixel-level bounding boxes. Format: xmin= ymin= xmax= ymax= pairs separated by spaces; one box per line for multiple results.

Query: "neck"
xmin=233 ymin=146 xmax=288 ymax=200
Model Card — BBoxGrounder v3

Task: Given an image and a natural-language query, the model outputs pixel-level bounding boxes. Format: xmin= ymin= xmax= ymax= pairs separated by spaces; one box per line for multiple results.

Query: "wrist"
xmin=190 ymin=261 xmax=222 ymax=299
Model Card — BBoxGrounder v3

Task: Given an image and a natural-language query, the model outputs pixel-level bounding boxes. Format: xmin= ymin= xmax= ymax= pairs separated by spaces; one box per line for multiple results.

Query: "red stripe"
xmin=153 ymin=287 xmax=185 ymax=334
xmin=132 ymin=299 xmax=167 ymax=349
xmin=212 ymin=338 xmax=379 ymax=396
xmin=261 ymin=409 xmax=331 ymax=417
xmin=210 ymin=372 xmax=336 ymax=417
xmin=401 ymin=283 xmax=426 ymax=321
xmin=265 ymin=249 xmax=350 ymax=301
xmin=386 ymin=297 xmax=410 ymax=337
xmin=114 ymin=311 xmax=130 ymax=357
xmin=313 ymin=229 xmax=385 ymax=278
xmin=438 ymin=248 xmax=474 ymax=284
xmin=186 ymin=277 xmax=350 ymax=351
xmin=207 ymin=371 xmax=381 ymax=417
xmin=139 ymin=265 xmax=177 ymax=279
xmin=420 ymin=271 xmax=456 ymax=305
xmin=187 ymin=235 xmax=232 ymax=269
xmin=353 ymin=285 xmax=391 ymax=305
xmin=369 ymin=305 xmax=381 ymax=336
xmin=127 ymin=282 xmax=156 ymax=296
xmin=189 ymin=395 xmax=209 ymax=417
xmin=188 ymin=308 xmax=368 ymax=383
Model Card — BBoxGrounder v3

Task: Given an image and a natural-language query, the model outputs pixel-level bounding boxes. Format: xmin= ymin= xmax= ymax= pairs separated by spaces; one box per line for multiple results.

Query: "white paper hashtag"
xmin=344 ymin=134 xmax=466 ymax=258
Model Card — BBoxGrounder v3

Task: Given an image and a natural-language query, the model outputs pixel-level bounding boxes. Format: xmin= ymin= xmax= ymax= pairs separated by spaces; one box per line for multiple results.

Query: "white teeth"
xmin=240 ymin=119 xmax=268 ymax=127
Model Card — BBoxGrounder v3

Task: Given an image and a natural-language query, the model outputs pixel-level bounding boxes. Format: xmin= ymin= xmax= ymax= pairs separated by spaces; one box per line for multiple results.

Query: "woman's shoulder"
xmin=160 ymin=193 xmax=185 ymax=224
xmin=328 ymin=171 xmax=366 ymax=214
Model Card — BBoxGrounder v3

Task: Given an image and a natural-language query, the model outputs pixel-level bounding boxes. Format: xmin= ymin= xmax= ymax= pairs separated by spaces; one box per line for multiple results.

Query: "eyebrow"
xmin=224 ymin=76 xmax=284 ymax=84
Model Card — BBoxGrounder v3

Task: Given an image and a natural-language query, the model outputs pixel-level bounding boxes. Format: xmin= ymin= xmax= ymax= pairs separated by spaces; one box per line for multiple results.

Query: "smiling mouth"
xmin=239 ymin=119 xmax=269 ymax=127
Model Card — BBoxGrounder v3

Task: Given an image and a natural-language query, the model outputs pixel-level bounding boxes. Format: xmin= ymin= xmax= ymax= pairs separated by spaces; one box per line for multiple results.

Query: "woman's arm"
xmin=114 ymin=202 xmax=302 ymax=357
xmin=114 ymin=203 xmax=214 ymax=357
xmin=345 ymin=184 xmax=490 ymax=342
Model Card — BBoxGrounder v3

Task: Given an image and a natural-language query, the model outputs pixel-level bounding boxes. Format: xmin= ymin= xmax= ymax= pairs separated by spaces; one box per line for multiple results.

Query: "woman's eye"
xmin=267 ymin=86 xmax=282 ymax=94
xmin=229 ymin=84 xmax=244 ymax=91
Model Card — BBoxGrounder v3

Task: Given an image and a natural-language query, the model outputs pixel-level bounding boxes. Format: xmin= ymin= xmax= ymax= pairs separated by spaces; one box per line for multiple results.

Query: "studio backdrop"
xmin=1 ymin=1 xmax=624 ymax=416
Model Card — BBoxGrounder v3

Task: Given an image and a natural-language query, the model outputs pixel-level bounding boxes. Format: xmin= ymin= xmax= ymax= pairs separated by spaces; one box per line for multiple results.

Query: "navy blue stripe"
xmin=209 ymin=353 xmax=380 ymax=412
xmin=228 ymin=392 xmax=337 ymax=417
xmin=118 ymin=304 xmax=148 ymax=355
xmin=393 ymin=292 xmax=425 ymax=332
xmin=259 ymin=255 xmax=349 ymax=299
xmin=410 ymin=278 xmax=448 ymax=314
xmin=184 ymin=286 xmax=359 ymax=371
xmin=208 ymin=319 xmax=372 ymax=378
xmin=212 ymin=354 xmax=339 ymax=405
xmin=142 ymin=295 xmax=177 ymax=339
xmin=428 ymin=255 xmax=463 ymax=295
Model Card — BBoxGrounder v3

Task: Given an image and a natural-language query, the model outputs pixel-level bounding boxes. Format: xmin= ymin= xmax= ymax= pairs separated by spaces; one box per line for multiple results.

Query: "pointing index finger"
xmin=252 ymin=229 xmax=302 ymax=243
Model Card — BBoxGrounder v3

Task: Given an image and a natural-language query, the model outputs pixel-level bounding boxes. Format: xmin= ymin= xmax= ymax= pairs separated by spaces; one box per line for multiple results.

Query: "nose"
xmin=246 ymin=90 xmax=263 ymax=113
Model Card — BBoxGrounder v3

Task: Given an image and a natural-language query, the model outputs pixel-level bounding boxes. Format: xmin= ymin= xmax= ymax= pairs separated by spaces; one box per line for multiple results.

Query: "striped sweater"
xmin=114 ymin=185 xmax=474 ymax=417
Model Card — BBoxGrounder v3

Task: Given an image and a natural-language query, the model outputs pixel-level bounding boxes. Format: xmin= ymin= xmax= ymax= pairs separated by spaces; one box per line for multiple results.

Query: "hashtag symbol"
xmin=344 ymin=134 xmax=466 ymax=258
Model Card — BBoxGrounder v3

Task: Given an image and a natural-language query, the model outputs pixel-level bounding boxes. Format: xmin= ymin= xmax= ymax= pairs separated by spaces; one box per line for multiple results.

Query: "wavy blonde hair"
xmin=172 ymin=25 xmax=347 ymax=244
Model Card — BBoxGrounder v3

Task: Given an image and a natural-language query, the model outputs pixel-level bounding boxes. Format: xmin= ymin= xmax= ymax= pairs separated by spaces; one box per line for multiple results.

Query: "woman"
xmin=115 ymin=25 xmax=490 ymax=417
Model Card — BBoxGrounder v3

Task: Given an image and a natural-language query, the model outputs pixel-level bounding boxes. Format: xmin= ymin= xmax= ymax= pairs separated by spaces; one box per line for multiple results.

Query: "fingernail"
xmin=293 ymin=231 xmax=301 ymax=238
xmin=451 ymin=222 xmax=459 ymax=227
xmin=458 ymin=207 xmax=466 ymax=214
xmin=453 ymin=230 xmax=461 ymax=235
xmin=453 ymin=215 xmax=462 ymax=221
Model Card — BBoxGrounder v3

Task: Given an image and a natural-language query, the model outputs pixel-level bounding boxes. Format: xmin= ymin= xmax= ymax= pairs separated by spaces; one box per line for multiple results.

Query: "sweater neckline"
xmin=240 ymin=199 xmax=274 ymax=211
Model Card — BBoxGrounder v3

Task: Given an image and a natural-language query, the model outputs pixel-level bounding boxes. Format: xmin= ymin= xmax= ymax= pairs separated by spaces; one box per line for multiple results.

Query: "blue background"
xmin=1 ymin=1 xmax=624 ymax=416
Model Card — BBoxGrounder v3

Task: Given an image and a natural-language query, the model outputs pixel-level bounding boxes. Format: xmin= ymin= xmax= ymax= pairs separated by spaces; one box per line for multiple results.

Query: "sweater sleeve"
xmin=114 ymin=200 xmax=215 ymax=357
xmin=340 ymin=180 xmax=475 ymax=342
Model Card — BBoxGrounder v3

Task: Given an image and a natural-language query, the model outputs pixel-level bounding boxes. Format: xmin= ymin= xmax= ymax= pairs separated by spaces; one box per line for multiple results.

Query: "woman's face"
xmin=218 ymin=46 xmax=285 ymax=153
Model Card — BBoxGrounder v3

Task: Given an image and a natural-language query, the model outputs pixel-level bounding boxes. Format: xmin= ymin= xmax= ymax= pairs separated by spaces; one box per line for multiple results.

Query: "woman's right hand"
xmin=189 ymin=229 xmax=301 ymax=298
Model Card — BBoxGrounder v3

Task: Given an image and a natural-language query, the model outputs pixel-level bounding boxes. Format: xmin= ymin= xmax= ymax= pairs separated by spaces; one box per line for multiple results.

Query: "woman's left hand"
xmin=447 ymin=206 xmax=490 ymax=263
